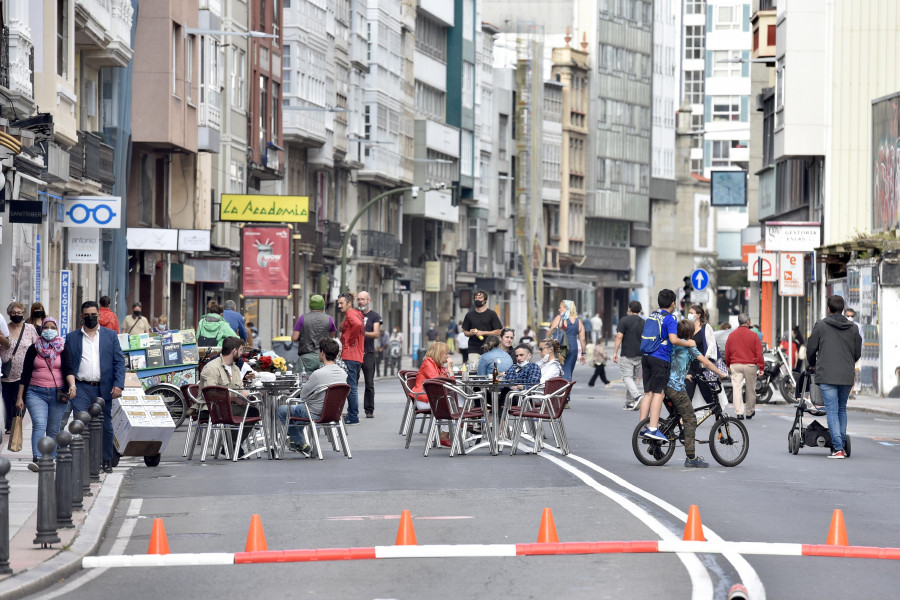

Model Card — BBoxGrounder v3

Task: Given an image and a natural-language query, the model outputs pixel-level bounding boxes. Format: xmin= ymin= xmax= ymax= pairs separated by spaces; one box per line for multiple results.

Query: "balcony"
xmin=358 ymin=146 xmax=414 ymax=187
xmin=544 ymin=246 xmax=560 ymax=271
xmin=357 ymin=230 xmax=400 ymax=264
xmin=198 ymin=83 xmax=222 ymax=152
xmin=69 ymin=130 xmax=115 ymax=189
xmin=75 ymin=0 xmax=134 ymax=68
xmin=458 ymin=250 xmax=476 ymax=274
xmin=0 ymin=25 xmax=36 ymax=118
xmin=282 ymin=105 xmax=327 ymax=148
xmin=751 ymin=5 xmax=777 ymax=60
xmin=322 ymin=220 xmax=344 ymax=257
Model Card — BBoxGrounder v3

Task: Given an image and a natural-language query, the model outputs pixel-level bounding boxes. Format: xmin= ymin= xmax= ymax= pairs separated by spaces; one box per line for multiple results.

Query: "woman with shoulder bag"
xmin=16 ymin=317 xmax=76 ymax=469
xmin=1 ymin=302 xmax=41 ymax=436
xmin=549 ymin=300 xmax=587 ymax=381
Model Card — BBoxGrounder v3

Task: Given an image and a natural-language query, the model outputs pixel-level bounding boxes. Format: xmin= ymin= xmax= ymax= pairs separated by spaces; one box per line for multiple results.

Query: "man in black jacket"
xmin=806 ymin=295 xmax=863 ymax=459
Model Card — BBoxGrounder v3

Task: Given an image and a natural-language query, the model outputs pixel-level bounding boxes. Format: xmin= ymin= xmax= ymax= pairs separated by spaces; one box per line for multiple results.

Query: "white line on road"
xmin=543 ymin=449 xmax=766 ymax=600
xmin=39 ymin=498 xmax=144 ymax=599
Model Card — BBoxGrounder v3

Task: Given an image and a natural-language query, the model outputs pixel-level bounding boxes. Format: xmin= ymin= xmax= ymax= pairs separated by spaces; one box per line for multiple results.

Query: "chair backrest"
xmin=543 ymin=377 xmax=569 ymax=396
xmin=398 ymin=371 xmax=416 ymax=394
xmin=201 ymin=385 xmax=242 ymax=425
xmin=423 ymin=378 xmax=457 ymax=420
xmin=317 ymin=383 xmax=351 ymax=423
xmin=544 ymin=379 xmax=574 ymax=419
xmin=181 ymin=384 xmax=202 ymax=421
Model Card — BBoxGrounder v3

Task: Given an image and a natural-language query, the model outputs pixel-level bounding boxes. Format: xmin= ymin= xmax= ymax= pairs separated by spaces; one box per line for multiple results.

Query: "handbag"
xmin=1 ymin=324 xmax=26 ymax=379
xmin=42 ymin=355 xmax=69 ymax=403
xmin=8 ymin=409 xmax=24 ymax=452
xmin=550 ymin=322 xmax=570 ymax=360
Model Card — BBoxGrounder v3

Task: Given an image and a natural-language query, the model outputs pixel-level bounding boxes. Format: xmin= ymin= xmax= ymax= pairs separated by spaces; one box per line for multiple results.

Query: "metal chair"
xmin=199 ymin=386 xmax=267 ymax=462
xmin=181 ymin=384 xmax=204 ymax=458
xmin=509 ymin=378 xmax=574 ymax=455
xmin=287 ymin=383 xmax=352 ymax=460
xmin=422 ymin=379 xmax=491 ymax=457
xmin=398 ymin=370 xmax=432 ymax=446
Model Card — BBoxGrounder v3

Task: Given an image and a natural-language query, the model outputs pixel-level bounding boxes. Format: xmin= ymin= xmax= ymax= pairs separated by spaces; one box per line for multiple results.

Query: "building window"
xmin=232 ymin=48 xmax=245 ymax=109
xmin=714 ymin=4 xmax=741 ymax=31
xmin=415 ymin=14 xmax=446 ymax=62
xmin=426 ymin=149 xmax=456 ymax=188
xmin=711 ymin=51 xmax=742 ymax=77
xmin=186 ymin=35 xmax=194 ymax=102
xmin=462 ymin=62 xmax=474 ymax=109
xmin=172 ymin=27 xmax=178 ymax=95
xmin=259 ymin=76 xmax=268 ymax=154
xmin=685 ymin=0 xmax=704 ymax=15
xmin=685 ymin=25 xmax=704 ymax=60
xmin=684 ymin=70 xmax=704 ymax=104
xmin=542 ymin=142 xmax=561 ymax=190
xmin=57 ymin=0 xmax=69 ymax=77
xmin=775 ymin=62 xmax=784 ymax=128
xmin=711 ymin=140 xmax=730 ymax=166
xmin=711 ymin=96 xmax=740 ymax=121
xmin=461 ymin=131 xmax=474 ymax=176
xmin=229 ymin=161 xmax=245 ymax=193
xmin=691 ymin=158 xmax=703 ymax=174
xmin=415 ymin=81 xmax=445 ymax=120
xmin=544 ymin=86 xmax=562 ymax=122
xmin=271 ymin=81 xmax=279 ymax=145
xmin=586 ymin=219 xmax=630 ymax=248
xmin=260 ymin=0 xmax=267 ymax=29
xmin=498 ymin=114 xmax=509 ymax=159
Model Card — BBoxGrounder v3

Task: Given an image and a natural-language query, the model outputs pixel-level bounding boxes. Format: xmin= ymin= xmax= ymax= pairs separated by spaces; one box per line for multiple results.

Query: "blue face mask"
xmin=42 ymin=329 xmax=58 ymax=341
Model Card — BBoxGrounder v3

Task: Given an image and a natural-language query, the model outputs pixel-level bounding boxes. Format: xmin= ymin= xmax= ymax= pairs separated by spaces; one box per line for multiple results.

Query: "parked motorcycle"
xmin=723 ymin=345 xmax=796 ymax=405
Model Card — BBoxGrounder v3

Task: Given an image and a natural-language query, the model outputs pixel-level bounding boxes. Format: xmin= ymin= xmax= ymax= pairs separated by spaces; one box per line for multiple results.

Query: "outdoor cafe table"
xmin=245 ymin=374 xmax=301 ymax=459
xmin=452 ymin=377 xmax=512 ymax=456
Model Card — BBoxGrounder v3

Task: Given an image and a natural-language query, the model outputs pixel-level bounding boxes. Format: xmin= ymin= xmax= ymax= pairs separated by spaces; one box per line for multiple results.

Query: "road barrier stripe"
xmin=515 ymin=541 xmax=660 ymax=555
xmin=802 ymin=545 xmax=900 ymax=560
xmin=235 ymin=547 xmax=377 ymax=563
xmin=82 ymin=553 xmax=235 ymax=568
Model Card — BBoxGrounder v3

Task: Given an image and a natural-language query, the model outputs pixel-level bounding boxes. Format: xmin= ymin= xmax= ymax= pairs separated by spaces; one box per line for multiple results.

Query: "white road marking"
xmin=40 ymin=498 xmax=144 ymax=599
xmin=543 ymin=449 xmax=766 ymax=600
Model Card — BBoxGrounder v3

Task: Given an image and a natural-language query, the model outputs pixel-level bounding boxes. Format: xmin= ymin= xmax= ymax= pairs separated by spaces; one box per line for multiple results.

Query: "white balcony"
xmin=75 ymin=0 xmax=134 ymax=68
xmin=1 ymin=22 xmax=35 ymax=108
xmin=282 ymin=105 xmax=327 ymax=147
xmin=358 ymin=146 xmax=413 ymax=187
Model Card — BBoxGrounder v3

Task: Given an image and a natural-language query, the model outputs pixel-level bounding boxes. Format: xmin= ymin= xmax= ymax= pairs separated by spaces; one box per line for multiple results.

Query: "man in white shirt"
xmin=590 ymin=313 xmax=603 ymax=345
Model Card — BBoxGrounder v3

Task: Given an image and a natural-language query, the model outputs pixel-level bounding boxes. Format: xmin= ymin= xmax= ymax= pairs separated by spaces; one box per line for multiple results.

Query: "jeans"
xmin=24 ymin=386 xmax=67 ymax=459
xmin=361 ymin=352 xmax=376 ymax=414
xmin=819 ymin=383 xmax=851 ymax=452
xmin=72 ymin=382 xmax=115 ymax=461
xmin=277 ymin=403 xmax=319 ymax=445
xmin=618 ymin=355 xmax=642 ymax=402
xmin=344 ymin=360 xmax=361 ymax=421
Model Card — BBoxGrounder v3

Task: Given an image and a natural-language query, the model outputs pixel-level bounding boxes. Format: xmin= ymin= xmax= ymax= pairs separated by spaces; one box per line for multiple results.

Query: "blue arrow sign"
xmin=691 ymin=268 xmax=710 ymax=291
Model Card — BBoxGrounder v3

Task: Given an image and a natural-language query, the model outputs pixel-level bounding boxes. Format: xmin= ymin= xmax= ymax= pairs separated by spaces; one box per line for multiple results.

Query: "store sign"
xmin=9 ymin=200 xmax=43 ymax=224
xmin=779 ymin=253 xmax=804 ymax=296
xmin=424 ymin=261 xmax=441 ymax=292
xmin=59 ymin=270 xmax=71 ymax=337
xmin=35 ymin=234 xmax=41 ymax=302
xmin=747 ymin=253 xmax=777 ymax=282
xmin=127 ymin=228 xmax=179 ymax=250
xmin=63 ymin=196 xmax=121 ymax=228
xmin=68 ymin=227 xmax=100 ymax=264
xmin=764 ymin=222 xmax=821 ymax=252
xmin=178 ymin=229 xmax=211 ymax=252
xmin=220 ymin=194 xmax=310 ymax=223
xmin=241 ymin=226 xmax=290 ymax=297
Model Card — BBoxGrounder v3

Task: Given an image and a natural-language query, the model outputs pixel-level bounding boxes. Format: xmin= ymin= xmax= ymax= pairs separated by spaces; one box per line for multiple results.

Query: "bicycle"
xmin=631 ymin=378 xmax=749 ymax=467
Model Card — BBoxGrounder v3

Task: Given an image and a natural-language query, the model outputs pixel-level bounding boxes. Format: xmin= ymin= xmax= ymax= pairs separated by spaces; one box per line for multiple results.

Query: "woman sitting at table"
xmin=537 ymin=338 xmax=564 ymax=383
xmin=476 ymin=335 xmax=513 ymax=376
xmin=410 ymin=342 xmax=455 ymax=447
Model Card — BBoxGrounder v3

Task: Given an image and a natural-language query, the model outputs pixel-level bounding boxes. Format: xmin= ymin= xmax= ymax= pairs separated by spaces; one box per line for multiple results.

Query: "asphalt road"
xmin=31 ymin=362 xmax=900 ymax=600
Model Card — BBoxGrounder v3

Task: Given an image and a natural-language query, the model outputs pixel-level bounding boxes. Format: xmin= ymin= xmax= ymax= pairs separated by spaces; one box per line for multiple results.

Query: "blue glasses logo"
xmin=66 ymin=203 xmax=116 ymax=225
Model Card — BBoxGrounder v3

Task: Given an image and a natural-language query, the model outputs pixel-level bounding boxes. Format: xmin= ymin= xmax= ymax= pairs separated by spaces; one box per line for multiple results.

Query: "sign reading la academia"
xmin=220 ymin=194 xmax=309 ymax=223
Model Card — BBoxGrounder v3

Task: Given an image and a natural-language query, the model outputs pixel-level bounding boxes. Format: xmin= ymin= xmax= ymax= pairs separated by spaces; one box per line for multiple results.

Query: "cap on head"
xmin=309 ymin=294 xmax=326 ymax=310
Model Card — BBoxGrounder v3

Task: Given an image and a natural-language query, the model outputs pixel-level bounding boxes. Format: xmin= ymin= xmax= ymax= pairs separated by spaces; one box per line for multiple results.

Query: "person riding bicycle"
xmin=665 ymin=319 xmax=728 ymax=468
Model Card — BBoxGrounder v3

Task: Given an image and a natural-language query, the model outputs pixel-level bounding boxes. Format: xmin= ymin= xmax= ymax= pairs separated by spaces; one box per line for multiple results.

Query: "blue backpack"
xmin=640 ymin=310 xmax=667 ymax=355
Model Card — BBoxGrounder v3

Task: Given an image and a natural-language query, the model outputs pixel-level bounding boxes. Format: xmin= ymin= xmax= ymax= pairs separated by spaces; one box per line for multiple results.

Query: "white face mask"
xmin=688 ymin=314 xmax=696 ymax=322
xmin=517 ymin=359 xmax=528 ymax=366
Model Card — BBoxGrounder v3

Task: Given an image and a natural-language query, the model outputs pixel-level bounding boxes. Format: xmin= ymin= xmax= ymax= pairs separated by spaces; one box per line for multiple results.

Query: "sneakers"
xmin=737 ymin=414 xmax=744 ymax=420
xmin=638 ymin=426 xmax=649 ymax=437
xmin=365 ymin=412 xmax=374 ymax=418
xmin=642 ymin=427 xmax=667 ymax=442
xmin=289 ymin=441 xmax=313 ymax=457
xmin=828 ymin=449 xmax=846 ymax=459
xmin=343 ymin=417 xmax=360 ymax=425
xmin=684 ymin=455 xmax=709 ymax=468
xmin=631 ymin=395 xmax=643 ymax=411
xmin=623 ymin=402 xmax=635 ymax=410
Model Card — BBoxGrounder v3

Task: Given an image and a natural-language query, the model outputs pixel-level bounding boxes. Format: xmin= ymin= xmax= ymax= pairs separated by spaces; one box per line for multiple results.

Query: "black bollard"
xmin=0 ymin=457 xmax=11 ymax=574
xmin=75 ymin=411 xmax=92 ymax=496
xmin=33 ymin=437 xmax=61 ymax=548
xmin=55 ymin=430 xmax=74 ymax=529
xmin=68 ymin=420 xmax=85 ymax=511
xmin=88 ymin=402 xmax=103 ymax=482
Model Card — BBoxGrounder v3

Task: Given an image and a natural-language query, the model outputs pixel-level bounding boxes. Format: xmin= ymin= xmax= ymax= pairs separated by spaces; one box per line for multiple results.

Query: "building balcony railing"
xmin=69 ymin=130 xmax=115 ymax=188
xmin=1 ymin=25 xmax=35 ymax=101
xmin=75 ymin=0 xmax=134 ymax=67
xmin=544 ymin=245 xmax=560 ymax=271
xmin=282 ymin=104 xmax=327 ymax=147
xmin=199 ymin=85 xmax=222 ymax=129
xmin=357 ymin=230 xmax=400 ymax=262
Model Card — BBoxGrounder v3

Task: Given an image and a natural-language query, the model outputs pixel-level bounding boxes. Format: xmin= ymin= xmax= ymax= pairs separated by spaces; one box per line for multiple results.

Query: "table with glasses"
xmin=451 ymin=376 xmax=514 ymax=456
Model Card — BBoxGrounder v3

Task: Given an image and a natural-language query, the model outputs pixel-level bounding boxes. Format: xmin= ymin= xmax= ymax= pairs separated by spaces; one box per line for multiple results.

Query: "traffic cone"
xmin=826 ymin=509 xmax=849 ymax=546
xmin=147 ymin=518 xmax=170 ymax=555
xmin=395 ymin=510 xmax=417 ymax=545
xmin=245 ymin=514 xmax=268 ymax=552
xmin=537 ymin=507 xmax=559 ymax=543
xmin=683 ymin=505 xmax=705 ymax=542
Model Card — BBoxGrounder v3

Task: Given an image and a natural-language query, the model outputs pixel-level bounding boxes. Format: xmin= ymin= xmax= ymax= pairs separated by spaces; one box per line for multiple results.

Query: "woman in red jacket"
xmin=411 ymin=342 xmax=455 ymax=447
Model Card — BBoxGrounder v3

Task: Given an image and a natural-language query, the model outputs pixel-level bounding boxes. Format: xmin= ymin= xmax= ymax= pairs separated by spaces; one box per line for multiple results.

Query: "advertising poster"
xmin=68 ymin=227 xmax=101 ymax=264
xmin=241 ymin=226 xmax=290 ymax=298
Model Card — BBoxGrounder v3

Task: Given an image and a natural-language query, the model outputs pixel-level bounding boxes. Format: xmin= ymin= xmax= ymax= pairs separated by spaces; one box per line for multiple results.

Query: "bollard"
xmin=68 ymin=420 xmax=85 ymax=510
xmin=55 ymin=430 xmax=74 ymax=529
xmin=88 ymin=402 xmax=103 ymax=482
xmin=0 ymin=457 xmax=12 ymax=574
xmin=76 ymin=411 xmax=93 ymax=496
xmin=33 ymin=437 xmax=61 ymax=548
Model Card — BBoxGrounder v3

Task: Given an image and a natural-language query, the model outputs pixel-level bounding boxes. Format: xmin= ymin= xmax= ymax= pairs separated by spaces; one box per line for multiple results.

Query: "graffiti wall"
xmin=873 ymin=92 xmax=900 ymax=232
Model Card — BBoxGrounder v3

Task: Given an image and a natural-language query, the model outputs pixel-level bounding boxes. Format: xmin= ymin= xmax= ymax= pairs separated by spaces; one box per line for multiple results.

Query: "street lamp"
xmin=340 ymin=183 xmax=448 ymax=293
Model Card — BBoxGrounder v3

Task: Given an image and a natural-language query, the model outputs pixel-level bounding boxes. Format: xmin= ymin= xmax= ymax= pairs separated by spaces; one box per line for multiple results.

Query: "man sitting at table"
xmin=499 ymin=344 xmax=542 ymax=409
xmin=198 ymin=336 xmax=259 ymax=458
xmin=277 ymin=338 xmax=348 ymax=457
xmin=476 ymin=335 xmax=513 ymax=376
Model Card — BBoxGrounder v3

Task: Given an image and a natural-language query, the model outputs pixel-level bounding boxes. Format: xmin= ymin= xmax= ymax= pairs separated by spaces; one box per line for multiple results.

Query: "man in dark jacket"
xmin=806 ymin=295 xmax=863 ymax=459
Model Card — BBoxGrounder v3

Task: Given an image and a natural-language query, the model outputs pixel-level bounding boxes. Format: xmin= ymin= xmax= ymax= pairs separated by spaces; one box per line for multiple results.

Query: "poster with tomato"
xmin=241 ymin=226 xmax=291 ymax=297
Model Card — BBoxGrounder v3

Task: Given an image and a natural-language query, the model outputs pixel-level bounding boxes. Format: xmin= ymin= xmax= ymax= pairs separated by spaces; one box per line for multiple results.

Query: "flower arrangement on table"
xmin=253 ymin=354 xmax=286 ymax=373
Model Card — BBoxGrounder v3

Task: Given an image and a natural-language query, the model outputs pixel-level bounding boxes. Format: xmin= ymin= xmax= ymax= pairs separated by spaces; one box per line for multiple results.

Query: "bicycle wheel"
xmin=709 ymin=416 xmax=749 ymax=467
xmin=632 ymin=417 xmax=676 ymax=466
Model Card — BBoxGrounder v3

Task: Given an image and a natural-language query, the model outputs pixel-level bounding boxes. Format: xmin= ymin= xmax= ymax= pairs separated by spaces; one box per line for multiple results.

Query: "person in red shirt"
xmin=410 ymin=342 xmax=454 ymax=446
xmin=98 ymin=296 xmax=119 ymax=333
xmin=724 ymin=314 xmax=765 ymax=420
xmin=338 ymin=292 xmax=365 ymax=424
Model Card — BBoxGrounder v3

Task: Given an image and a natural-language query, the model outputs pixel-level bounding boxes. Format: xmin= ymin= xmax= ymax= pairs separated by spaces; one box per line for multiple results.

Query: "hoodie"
xmin=806 ymin=314 xmax=863 ymax=385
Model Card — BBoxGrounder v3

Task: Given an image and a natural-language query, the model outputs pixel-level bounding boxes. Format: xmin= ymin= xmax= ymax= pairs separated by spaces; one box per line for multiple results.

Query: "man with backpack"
xmin=639 ymin=289 xmax=696 ymax=442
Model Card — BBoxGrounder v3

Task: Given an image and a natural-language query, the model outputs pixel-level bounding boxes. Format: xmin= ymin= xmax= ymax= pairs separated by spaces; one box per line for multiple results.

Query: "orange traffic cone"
xmin=395 ymin=510 xmax=418 ymax=545
xmin=245 ymin=514 xmax=268 ymax=552
xmin=682 ymin=505 xmax=705 ymax=542
xmin=147 ymin=518 xmax=170 ymax=555
xmin=537 ymin=507 xmax=559 ymax=543
xmin=826 ymin=509 xmax=849 ymax=546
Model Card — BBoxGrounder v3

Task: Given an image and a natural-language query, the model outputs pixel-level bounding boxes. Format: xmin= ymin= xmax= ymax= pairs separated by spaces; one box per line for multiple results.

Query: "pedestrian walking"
xmin=388 ymin=327 xmax=404 ymax=376
xmin=98 ymin=295 xmax=120 ymax=333
xmin=724 ymin=314 xmax=765 ymax=420
xmin=582 ymin=314 xmax=593 ymax=348
xmin=290 ymin=295 xmax=336 ymax=374
xmin=121 ymin=302 xmax=152 ymax=335
xmin=462 ymin=290 xmax=503 ymax=371
xmin=65 ymin=301 xmax=126 ymax=473
xmin=357 ymin=291 xmax=382 ymax=418
xmin=807 ymin=295 xmax=863 ymax=459
xmin=456 ymin=328 xmax=469 ymax=365
xmin=549 ymin=300 xmax=586 ymax=381
xmin=446 ymin=319 xmax=458 ymax=353
xmin=588 ymin=342 xmax=610 ymax=387
xmin=425 ymin=323 xmax=438 ymax=343
xmin=222 ymin=300 xmax=248 ymax=342
xmin=613 ymin=301 xmax=645 ymax=410
xmin=843 ymin=307 xmax=864 ymax=395
xmin=2 ymin=303 xmax=40 ymax=436
xmin=27 ymin=302 xmax=46 ymax=335
xmin=590 ymin=313 xmax=603 ymax=345
xmin=337 ymin=292 xmax=364 ymax=425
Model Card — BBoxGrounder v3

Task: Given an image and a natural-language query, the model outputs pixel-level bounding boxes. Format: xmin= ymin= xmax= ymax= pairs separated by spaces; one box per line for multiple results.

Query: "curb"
xmin=0 ymin=473 xmax=124 ymax=600
xmin=846 ymin=405 xmax=900 ymax=419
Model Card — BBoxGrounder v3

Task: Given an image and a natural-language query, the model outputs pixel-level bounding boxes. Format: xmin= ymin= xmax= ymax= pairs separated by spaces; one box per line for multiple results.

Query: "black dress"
xmin=685 ymin=325 xmax=715 ymax=405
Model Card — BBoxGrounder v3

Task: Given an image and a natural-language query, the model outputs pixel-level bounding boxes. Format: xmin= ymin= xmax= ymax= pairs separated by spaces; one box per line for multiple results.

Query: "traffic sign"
xmin=691 ymin=268 xmax=710 ymax=291
xmin=747 ymin=253 xmax=777 ymax=282
xmin=779 ymin=253 xmax=804 ymax=296
xmin=690 ymin=290 xmax=710 ymax=303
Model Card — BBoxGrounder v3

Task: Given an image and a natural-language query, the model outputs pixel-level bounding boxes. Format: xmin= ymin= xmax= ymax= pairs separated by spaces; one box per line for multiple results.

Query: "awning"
xmin=598 ymin=280 xmax=644 ymax=289
xmin=542 ymin=276 xmax=595 ymax=291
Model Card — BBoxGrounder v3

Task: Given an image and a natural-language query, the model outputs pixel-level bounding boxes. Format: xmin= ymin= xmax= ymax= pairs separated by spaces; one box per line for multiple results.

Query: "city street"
xmin=28 ymin=361 xmax=900 ymax=600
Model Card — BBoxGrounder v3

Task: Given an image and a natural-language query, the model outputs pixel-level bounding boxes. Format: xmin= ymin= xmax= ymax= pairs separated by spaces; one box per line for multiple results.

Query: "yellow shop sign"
xmin=220 ymin=194 xmax=310 ymax=223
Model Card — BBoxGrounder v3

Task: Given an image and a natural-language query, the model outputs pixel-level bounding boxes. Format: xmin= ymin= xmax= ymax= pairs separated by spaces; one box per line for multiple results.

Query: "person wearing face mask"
xmin=27 ymin=302 xmax=47 ymax=335
xmin=98 ymin=295 xmax=120 ymax=333
xmin=198 ymin=336 xmax=259 ymax=456
xmin=66 ymin=301 xmax=126 ymax=473
xmin=155 ymin=315 xmax=170 ymax=333
xmin=2 ymin=303 xmax=41 ymax=435
xmin=499 ymin=344 xmax=542 ymax=410
xmin=122 ymin=302 xmax=152 ymax=335
xmin=17 ymin=317 xmax=77 ymax=469
xmin=462 ymin=289 xmax=503 ymax=371
xmin=684 ymin=304 xmax=718 ymax=407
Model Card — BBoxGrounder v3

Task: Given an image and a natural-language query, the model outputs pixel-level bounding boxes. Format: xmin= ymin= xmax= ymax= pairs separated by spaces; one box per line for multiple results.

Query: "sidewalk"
xmin=0 ymin=412 xmax=123 ymax=600
xmin=845 ymin=393 xmax=900 ymax=418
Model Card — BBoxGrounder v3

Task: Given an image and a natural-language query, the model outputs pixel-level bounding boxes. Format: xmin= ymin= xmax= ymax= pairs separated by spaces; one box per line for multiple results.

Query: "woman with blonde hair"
xmin=409 ymin=341 xmax=456 ymax=447
xmin=549 ymin=299 xmax=586 ymax=381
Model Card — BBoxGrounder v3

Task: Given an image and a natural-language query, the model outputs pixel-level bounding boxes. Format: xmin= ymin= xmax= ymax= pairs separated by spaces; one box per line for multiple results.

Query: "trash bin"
xmin=414 ymin=348 xmax=427 ymax=368
xmin=271 ymin=337 xmax=299 ymax=372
